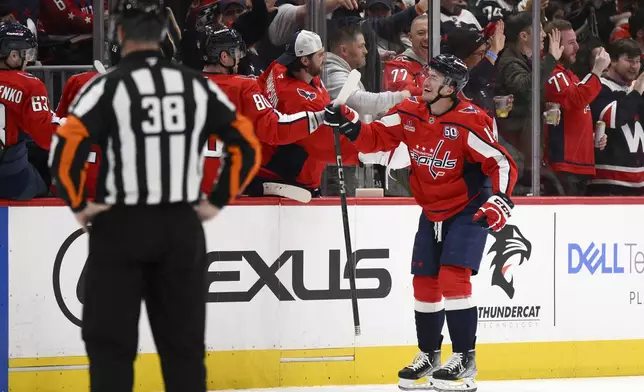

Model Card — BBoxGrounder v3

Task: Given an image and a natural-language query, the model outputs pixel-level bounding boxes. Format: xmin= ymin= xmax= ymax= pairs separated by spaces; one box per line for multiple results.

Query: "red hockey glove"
xmin=473 ymin=192 xmax=514 ymax=232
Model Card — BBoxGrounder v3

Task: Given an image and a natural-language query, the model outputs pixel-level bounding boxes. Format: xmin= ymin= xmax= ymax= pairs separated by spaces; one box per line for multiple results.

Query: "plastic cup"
xmin=544 ymin=102 xmax=561 ymax=126
xmin=493 ymin=96 xmax=511 ymax=118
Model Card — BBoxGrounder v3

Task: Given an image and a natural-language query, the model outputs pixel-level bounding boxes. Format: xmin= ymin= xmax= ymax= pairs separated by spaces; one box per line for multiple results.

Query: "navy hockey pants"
xmin=411 ymin=195 xmax=489 ymax=277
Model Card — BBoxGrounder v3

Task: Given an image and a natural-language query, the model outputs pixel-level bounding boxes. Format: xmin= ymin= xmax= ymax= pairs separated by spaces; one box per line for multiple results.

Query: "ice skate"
xmin=431 ymin=350 xmax=477 ymax=392
xmin=397 ymin=350 xmax=441 ymax=390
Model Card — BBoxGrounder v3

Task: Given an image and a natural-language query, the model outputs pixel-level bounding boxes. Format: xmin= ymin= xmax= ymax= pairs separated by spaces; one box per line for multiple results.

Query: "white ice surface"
xmin=214 ymin=376 xmax=644 ymax=392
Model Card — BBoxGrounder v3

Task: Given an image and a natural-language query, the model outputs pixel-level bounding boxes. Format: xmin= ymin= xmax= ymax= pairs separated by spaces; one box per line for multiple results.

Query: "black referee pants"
xmin=81 ymin=203 xmax=208 ymax=392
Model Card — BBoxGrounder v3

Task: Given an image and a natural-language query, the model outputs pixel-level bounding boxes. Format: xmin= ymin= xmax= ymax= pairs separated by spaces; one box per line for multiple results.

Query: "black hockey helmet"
xmin=0 ymin=21 xmax=37 ymax=62
xmin=111 ymin=0 xmax=169 ymax=22
xmin=427 ymin=53 xmax=469 ymax=93
xmin=109 ymin=0 xmax=170 ymax=45
xmin=199 ymin=23 xmax=246 ymax=66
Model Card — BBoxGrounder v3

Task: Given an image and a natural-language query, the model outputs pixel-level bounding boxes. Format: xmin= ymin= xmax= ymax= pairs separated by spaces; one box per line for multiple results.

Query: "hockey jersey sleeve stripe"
xmin=377 ymin=113 xmax=402 ymax=127
xmin=70 ymin=78 xmax=106 ymax=118
xmin=599 ymin=100 xmax=618 ymax=129
xmin=467 ymin=131 xmax=511 ymax=194
xmin=595 ymin=164 xmax=644 ymax=173
xmin=579 ymin=73 xmax=594 ymax=84
xmin=274 ymin=110 xmax=308 ymax=125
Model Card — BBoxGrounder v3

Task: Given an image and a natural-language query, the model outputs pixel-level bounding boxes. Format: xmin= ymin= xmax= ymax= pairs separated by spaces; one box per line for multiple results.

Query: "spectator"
xmin=543 ymin=19 xmax=610 ymax=195
xmin=234 ymin=0 xmax=271 ymax=76
xmin=609 ymin=10 xmax=632 ymax=43
xmin=470 ymin=0 xmax=518 ymax=28
xmin=443 ymin=22 xmax=506 ymax=115
xmin=363 ymin=0 xmax=407 ymax=59
xmin=323 ymin=19 xmax=412 ymax=195
xmin=182 ymin=0 xmax=268 ymax=75
xmin=221 ymin=0 xmax=247 ymax=26
xmin=441 ymin=0 xmax=482 ymax=33
xmin=589 ymin=38 xmax=644 ymax=195
xmin=330 ymin=0 xmax=429 ymax=94
xmin=494 ymin=11 xmax=558 ymax=182
xmin=545 ymin=0 xmax=566 ymax=21
xmin=39 ymin=0 xmax=107 ymax=35
xmin=382 ymin=14 xmax=428 ymax=95
xmin=325 ymin=20 xmax=410 ymax=122
xmin=255 ymin=0 xmax=360 ymax=66
xmin=629 ymin=7 xmax=644 ymax=59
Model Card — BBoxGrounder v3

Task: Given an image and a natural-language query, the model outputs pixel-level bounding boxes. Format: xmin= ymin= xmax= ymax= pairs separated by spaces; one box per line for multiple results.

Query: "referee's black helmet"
xmin=109 ymin=0 xmax=170 ymax=46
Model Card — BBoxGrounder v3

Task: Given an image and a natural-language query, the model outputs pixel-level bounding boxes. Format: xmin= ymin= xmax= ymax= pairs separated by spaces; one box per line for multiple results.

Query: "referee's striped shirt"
xmin=49 ymin=50 xmax=261 ymax=212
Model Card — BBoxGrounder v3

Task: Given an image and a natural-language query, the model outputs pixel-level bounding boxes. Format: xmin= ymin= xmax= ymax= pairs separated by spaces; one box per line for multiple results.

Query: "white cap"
xmin=276 ymin=30 xmax=323 ymax=66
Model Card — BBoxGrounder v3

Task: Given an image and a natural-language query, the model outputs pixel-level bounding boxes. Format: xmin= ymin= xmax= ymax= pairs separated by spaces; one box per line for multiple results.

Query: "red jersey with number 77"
xmin=352 ymin=98 xmax=517 ymax=222
xmin=544 ymin=64 xmax=602 ymax=175
xmin=383 ymin=51 xmax=426 ymax=95
xmin=0 ymin=70 xmax=58 ymax=150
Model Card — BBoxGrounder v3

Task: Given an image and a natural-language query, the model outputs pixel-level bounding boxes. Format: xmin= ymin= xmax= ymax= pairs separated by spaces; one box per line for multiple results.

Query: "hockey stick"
xmin=263 ymin=182 xmax=312 ymax=203
xmin=332 ymin=69 xmax=362 ymax=336
xmin=93 ymin=60 xmax=107 ymax=74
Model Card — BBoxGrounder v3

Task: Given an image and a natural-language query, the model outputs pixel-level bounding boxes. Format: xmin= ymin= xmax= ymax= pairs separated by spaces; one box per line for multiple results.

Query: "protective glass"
xmin=20 ymin=47 xmax=36 ymax=62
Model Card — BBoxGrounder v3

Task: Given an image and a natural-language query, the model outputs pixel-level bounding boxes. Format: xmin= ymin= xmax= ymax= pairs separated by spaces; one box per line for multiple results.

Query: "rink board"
xmin=2 ymin=197 xmax=644 ymax=391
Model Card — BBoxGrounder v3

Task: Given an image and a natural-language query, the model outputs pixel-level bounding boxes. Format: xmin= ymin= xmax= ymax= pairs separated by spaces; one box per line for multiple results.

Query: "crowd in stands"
xmin=2 ymin=0 xmax=644 ymax=201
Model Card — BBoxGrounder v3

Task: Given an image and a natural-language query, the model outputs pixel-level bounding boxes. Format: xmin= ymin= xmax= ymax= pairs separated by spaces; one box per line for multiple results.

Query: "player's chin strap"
xmin=426 ymin=85 xmax=456 ymax=106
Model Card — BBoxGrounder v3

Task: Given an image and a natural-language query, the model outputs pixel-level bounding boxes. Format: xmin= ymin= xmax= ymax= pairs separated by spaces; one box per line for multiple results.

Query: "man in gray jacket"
xmin=323 ymin=20 xmax=412 ymax=195
xmin=324 ymin=20 xmax=410 ymax=122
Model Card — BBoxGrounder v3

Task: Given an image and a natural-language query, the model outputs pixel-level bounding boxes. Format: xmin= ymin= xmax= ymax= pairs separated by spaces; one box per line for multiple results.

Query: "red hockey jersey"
xmin=383 ymin=50 xmax=426 ymax=95
xmin=56 ymin=71 xmax=98 ymax=117
xmin=56 ymin=71 xmax=101 ymax=199
xmin=40 ymin=0 xmax=108 ymax=35
xmin=257 ymin=61 xmax=359 ymax=189
xmin=609 ymin=23 xmax=630 ymax=43
xmin=354 ymin=98 xmax=517 ymax=222
xmin=545 ymin=64 xmax=601 ymax=175
xmin=0 ymin=70 xmax=58 ymax=150
xmin=200 ymin=72 xmax=324 ymax=193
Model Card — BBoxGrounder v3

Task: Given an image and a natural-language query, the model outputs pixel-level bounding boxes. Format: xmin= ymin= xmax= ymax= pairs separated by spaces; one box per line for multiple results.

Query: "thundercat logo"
xmin=410 ymin=140 xmax=457 ymax=179
xmin=486 ymin=225 xmax=532 ymax=299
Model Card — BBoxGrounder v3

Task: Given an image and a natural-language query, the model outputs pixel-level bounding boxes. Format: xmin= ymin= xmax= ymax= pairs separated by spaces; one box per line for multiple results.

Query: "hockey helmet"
xmin=111 ymin=0 xmax=169 ymax=22
xmin=0 ymin=21 xmax=37 ymax=62
xmin=109 ymin=0 xmax=170 ymax=45
xmin=426 ymin=53 xmax=469 ymax=93
xmin=199 ymin=23 xmax=246 ymax=65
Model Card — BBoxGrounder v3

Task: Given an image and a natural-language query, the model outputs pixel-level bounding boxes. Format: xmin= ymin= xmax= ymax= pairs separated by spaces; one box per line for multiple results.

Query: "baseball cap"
xmin=365 ymin=0 xmax=392 ymax=10
xmin=220 ymin=0 xmax=245 ymax=10
xmin=276 ymin=30 xmax=324 ymax=66
xmin=441 ymin=27 xmax=486 ymax=61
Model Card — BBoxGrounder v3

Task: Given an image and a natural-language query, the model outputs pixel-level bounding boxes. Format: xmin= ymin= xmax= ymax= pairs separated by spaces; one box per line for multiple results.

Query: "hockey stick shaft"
xmin=333 ymin=127 xmax=361 ymax=336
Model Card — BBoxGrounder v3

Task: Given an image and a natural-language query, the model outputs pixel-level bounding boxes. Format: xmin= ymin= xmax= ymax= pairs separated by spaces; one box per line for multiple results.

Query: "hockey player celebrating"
xmin=198 ymin=24 xmax=327 ymax=194
xmin=324 ymin=54 xmax=517 ymax=391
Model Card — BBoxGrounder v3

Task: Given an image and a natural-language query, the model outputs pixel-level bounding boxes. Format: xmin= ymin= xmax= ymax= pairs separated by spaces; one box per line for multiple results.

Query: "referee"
xmin=49 ymin=0 xmax=261 ymax=391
